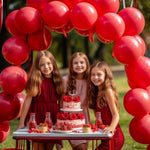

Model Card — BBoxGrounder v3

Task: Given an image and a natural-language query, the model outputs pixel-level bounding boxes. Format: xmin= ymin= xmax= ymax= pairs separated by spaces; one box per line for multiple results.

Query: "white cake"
xmin=54 ymin=95 xmax=85 ymax=131
xmin=55 ymin=112 xmax=85 ymax=130
xmin=63 ymin=95 xmax=81 ymax=111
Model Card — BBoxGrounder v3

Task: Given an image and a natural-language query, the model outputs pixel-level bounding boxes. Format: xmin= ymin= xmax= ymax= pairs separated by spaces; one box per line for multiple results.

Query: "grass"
xmin=0 ymin=74 xmax=149 ymax=150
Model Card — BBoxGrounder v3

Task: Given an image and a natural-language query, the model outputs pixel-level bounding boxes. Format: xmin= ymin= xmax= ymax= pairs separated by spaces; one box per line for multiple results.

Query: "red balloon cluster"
xmin=0 ymin=0 xmax=148 ymax=146
xmin=0 ymin=66 xmax=26 ymax=142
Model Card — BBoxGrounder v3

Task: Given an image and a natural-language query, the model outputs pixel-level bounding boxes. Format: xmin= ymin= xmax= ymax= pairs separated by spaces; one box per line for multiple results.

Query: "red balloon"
xmin=76 ymin=28 xmax=89 ymax=37
xmin=0 ymin=66 xmax=27 ymax=95
xmin=113 ymin=36 xmax=142 ymax=64
xmin=5 ymin=10 xmax=26 ymax=38
xmin=0 ymin=121 xmax=10 ymax=143
xmin=118 ymin=7 xmax=145 ymax=36
xmin=2 ymin=37 xmax=30 ymax=65
xmin=27 ymin=26 xmax=52 ymax=51
xmin=147 ymin=144 xmax=150 ymax=150
xmin=54 ymin=21 xmax=74 ymax=38
xmin=90 ymin=0 xmax=119 ymax=17
xmin=96 ymin=13 xmax=125 ymax=42
xmin=75 ymin=28 xmax=95 ymax=43
xmin=129 ymin=115 xmax=150 ymax=144
xmin=26 ymin=0 xmax=50 ymax=12
xmin=96 ymin=33 xmax=113 ymax=43
xmin=124 ymin=88 xmax=150 ymax=117
xmin=125 ymin=56 xmax=150 ymax=89
xmin=61 ymin=0 xmax=87 ymax=9
xmin=135 ymin=35 xmax=146 ymax=56
xmin=42 ymin=1 xmax=70 ymax=29
xmin=0 ymin=92 xmax=21 ymax=121
xmin=15 ymin=7 xmax=42 ymax=34
xmin=127 ymin=79 xmax=137 ymax=89
xmin=70 ymin=2 xmax=98 ymax=30
xmin=12 ymin=92 xmax=26 ymax=120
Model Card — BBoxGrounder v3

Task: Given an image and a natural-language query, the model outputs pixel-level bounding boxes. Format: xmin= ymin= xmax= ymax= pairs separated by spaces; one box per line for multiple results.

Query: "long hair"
xmin=88 ymin=61 xmax=119 ymax=111
xmin=26 ymin=50 xmax=64 ymax=101
xmin=66 ymin=52 xmax=90 ymax=93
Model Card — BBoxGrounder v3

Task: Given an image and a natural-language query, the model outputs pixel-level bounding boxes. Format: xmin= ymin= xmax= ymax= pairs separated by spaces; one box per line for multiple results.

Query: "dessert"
xmin=54 ymin=94 xmax=85 ymax=132
xmin=82 ymin=124 xmax=91 ymax=133
xmin=55 ymin=112 xmax=85 ymax=129
xmin=39 ymin=123 xmax=48 ymax=133
xmin=63 ymin=95 xmax=81 ymax=111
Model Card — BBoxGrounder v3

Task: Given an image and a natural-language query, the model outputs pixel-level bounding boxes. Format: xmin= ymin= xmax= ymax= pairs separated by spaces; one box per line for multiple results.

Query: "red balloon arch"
xmin=0 ymin=0 xmax=149 ymax=148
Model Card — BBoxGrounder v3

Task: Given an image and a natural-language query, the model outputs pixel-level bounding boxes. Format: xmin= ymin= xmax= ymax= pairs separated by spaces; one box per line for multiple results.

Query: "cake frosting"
xmin=39 ymin=123 xmax=48 ymax=133
xmin=63 ymin=95 xmax=81 ymax=111
xmin=55 ymin=112 xmax=85 ymax=130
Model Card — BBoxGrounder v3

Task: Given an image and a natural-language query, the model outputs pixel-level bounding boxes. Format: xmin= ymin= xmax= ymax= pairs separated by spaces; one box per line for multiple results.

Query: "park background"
xmin=0 ymin=0 xmax=150 ymax=150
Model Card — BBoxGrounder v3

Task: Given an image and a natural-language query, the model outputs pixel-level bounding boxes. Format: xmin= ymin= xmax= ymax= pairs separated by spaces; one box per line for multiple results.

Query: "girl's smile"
xmin=73 ymin=56 xmax=87 ymax=74
xmin=39 ymin=56 xmax=53 ymax=78
xmin=91 ymin=67 xmax=105 ymax=87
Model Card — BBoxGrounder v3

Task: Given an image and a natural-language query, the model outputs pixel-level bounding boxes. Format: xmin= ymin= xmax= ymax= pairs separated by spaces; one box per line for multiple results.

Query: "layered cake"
xmin=54 ymin=112 xmax=85 ymax=130
xmin=54 ymin=94 xmax=85 ymax=131
xmin=63 ymin=95 xmax=81 ymax=111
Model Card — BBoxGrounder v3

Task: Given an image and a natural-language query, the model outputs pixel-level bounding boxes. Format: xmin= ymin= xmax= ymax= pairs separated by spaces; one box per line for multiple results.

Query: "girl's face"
xmin=39 ymin=56 xmax=53 ymax=78
xmin=72 ymin=56 xmax=87 ymax=74
xmin=91 ymin=67 xmax=105 ymax=87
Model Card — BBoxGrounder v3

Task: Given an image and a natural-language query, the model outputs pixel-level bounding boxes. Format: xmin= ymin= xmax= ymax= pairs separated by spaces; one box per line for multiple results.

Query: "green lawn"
xmin=0 ymin=75 xmax=149 ymax=150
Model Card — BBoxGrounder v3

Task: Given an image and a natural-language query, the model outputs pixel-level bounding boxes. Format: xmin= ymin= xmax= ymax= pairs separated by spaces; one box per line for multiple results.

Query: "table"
xmin=13 ymin=127 xmax=114 ymax=150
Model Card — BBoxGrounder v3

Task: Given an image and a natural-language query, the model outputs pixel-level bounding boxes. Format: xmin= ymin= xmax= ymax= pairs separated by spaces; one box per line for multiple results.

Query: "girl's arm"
xmin=103 ymin=88 xmax=119 ymax=133
xmin=18 ymin=95 xmax=32 ymax=129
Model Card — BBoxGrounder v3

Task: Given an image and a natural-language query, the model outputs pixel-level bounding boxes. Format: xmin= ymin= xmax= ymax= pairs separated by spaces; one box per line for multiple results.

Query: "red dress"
xmin=96 ymin=105 xmax=124 ymax=150
xmin=26 ymin=78 xmax=61 ymax=144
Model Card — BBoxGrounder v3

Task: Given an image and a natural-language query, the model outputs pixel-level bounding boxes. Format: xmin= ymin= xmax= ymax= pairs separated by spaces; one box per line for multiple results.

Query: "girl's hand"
xmin=102 ymin=126 xmax=115 ymax=134
xmin=17 ymin=123 xmax=25 ymax=130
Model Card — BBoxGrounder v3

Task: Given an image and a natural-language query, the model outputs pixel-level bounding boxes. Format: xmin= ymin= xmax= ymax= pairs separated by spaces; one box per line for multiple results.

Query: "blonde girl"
xmin=18 ymin=50 xmax=64 ymax=150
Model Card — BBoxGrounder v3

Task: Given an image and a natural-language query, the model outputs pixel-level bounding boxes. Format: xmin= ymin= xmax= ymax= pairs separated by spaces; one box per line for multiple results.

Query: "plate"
xmin=60 ymin=108 xmax=83 ymax=112
xmin=53 ymin=129 xmax=72 ymax=133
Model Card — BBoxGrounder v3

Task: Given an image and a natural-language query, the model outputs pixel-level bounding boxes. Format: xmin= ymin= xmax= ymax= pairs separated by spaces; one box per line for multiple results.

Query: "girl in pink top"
xmin=63 ymin=52 xmax=91 ymax=150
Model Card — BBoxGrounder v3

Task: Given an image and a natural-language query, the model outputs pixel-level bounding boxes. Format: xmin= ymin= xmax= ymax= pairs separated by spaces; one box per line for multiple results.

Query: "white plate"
xmin=60 ymin=108 xmax=83 ymax=112
xmin=53 ymin=129 xmax=72 ymax=133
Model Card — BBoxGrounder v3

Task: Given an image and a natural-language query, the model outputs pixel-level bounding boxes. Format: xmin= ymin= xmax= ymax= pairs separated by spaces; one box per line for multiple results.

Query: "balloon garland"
xmin=0 ymin=0 xmax=149 ymax=148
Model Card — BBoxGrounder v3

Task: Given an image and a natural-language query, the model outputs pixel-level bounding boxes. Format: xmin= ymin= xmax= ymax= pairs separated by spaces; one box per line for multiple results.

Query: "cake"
xmin=82 ymin=124 xmax=91 ymax=133
xmin=63 ymin=95 xmax=81 ymax=111
xmin=55 ymin=112 xmax=85 ymax=130
xmin=54 ymin=94 xmax=85 ymax=131
xmin=39 ymin=123 xmax=48 ymax=133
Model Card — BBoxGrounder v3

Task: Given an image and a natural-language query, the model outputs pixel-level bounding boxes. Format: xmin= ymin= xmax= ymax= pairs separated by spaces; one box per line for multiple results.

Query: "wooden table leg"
xmin=16 ymin=140 xmax=18 ymax=150
xmin=92 ymin=140 xmax=94 ymax=150
xmin=26 ymin=140 xmax=30 ymax=150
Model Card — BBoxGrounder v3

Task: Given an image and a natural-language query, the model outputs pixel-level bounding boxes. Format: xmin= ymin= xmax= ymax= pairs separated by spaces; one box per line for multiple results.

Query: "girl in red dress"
xmin=88 ymin=61 xmax=124 ymax=150
xmin=18 ymin=50 xmax=64 ymax=150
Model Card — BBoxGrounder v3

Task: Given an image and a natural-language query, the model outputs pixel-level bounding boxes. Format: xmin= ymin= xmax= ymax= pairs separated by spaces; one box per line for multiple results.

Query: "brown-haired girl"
xmin=88 ymin=61 xmax=124 ymax=150
xmin=63 ymin=52 xmax=91 ymax=150
xmin=18 ymin=50 xmax=64 ymax=150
